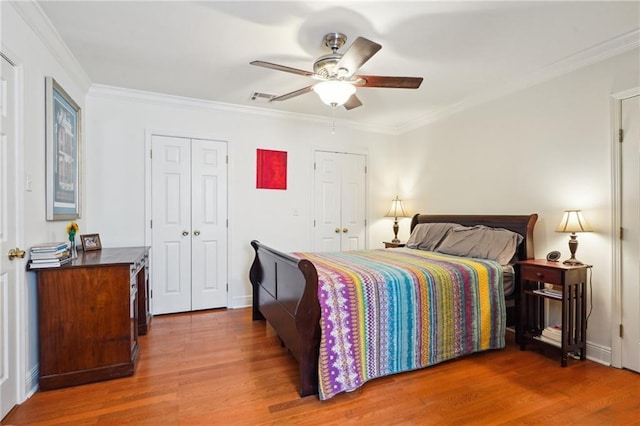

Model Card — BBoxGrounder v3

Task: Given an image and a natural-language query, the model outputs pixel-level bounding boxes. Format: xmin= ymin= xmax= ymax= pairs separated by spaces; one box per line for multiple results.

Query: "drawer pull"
xmin=536 ymin=272 xmax=544 ymax=279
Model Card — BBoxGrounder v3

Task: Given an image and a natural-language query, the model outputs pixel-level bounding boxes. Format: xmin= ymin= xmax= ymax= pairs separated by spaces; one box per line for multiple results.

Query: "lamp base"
xmin=391 ymin=219 xmax=400 ymax=244
xmin=563 ymin=233 xmax=585 ymax=265
xmin=563 ymin=258 xmax=585 ymax=266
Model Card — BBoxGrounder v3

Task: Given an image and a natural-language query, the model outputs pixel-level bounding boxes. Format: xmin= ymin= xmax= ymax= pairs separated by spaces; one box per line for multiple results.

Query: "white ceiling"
xmin=37 ymin=1 xmax=640 ymax=131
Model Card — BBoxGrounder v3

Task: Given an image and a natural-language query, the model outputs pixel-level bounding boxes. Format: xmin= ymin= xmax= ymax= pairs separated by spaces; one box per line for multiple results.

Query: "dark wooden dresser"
xmin=34 ymin=246 xmax=150 ymax=390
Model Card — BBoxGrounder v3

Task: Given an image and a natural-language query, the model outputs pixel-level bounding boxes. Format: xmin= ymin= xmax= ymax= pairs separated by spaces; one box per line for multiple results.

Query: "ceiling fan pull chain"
xmin=331 ymin=106 xmax=336 ymax=135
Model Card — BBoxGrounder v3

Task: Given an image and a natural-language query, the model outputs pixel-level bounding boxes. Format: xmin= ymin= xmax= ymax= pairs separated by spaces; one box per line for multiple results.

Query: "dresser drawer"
xmin=521 ymin=265 xmax=563 ymax=284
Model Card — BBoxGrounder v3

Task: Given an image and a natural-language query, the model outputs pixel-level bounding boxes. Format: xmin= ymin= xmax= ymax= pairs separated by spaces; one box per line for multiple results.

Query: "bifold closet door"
xmin=190 ymin=138 xmax=228 ymax=311
xmin=151 ymin=135 xmax=227 ymax=314
xmin=313 ymin=151 xmax=366 ymax=252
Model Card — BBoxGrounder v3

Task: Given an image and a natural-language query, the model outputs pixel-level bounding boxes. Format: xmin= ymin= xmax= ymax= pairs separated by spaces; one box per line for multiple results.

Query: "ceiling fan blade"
xmin=271 ymin=85 xmax=314 ymax=102
xmin=335 ymin=37 xmax=381 ymax=77
xmin=355 ymin=75 xmax=423 ymax=89
xmin=343 ymin=94 xmax=363 ymax=110
xmin=250 ymin=60 xmax=314 ymax=77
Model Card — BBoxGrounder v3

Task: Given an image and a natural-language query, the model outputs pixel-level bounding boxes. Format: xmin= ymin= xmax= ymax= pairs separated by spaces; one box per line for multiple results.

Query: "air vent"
xmin=250 ymin=92 xmax=275 ymax=102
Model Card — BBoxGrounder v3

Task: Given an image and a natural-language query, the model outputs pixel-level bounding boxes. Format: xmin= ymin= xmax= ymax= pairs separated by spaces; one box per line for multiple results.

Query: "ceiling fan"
xmin=250 ymin=32 xmax=423 ymax=110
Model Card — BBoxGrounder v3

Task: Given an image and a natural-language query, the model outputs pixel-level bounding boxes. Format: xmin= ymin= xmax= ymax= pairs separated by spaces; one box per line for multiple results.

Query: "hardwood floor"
xmin=3 ymin=308 xmax=639 ymax=425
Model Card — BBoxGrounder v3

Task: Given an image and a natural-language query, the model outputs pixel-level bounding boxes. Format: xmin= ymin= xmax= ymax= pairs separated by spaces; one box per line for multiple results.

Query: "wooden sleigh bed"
xmin=249 ymin=214 xmax=537 ymax=399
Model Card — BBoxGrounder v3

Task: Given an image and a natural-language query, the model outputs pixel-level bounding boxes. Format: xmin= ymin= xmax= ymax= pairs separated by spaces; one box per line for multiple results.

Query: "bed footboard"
xmin=249 ymin=240 xmax=321 ymax=397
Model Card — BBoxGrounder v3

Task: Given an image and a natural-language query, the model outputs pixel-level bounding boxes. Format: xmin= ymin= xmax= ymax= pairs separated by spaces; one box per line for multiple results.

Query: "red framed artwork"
xmin=256 ymin=149 xmax=287 ymax=190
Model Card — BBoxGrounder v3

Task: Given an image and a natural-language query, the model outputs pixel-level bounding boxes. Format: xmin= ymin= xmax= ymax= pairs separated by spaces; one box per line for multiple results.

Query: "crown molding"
xmin=401 ymin=28 xmax=640 ymax=133
xmin=9 ymin=0 xmax=92 ymax=92
xmin=87 ymin=84 xmax=400 ymax=135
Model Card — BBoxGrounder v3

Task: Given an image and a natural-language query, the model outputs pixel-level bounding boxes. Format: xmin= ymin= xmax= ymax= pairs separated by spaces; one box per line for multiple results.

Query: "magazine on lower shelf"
xmin=535 ymin=334 xmax=561 ymax=348
xmin=541 ymin=324 xmax=562 ymax=342
xmin=532 ymin=288 xmax=562 ymax=299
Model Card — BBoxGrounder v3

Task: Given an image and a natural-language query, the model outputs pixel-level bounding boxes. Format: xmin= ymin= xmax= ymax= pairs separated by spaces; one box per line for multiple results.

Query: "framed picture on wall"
xmin=256 ymin=148 xmax=287 ymax=190
xmin=45 ymin=76 xmax=82 ymax=220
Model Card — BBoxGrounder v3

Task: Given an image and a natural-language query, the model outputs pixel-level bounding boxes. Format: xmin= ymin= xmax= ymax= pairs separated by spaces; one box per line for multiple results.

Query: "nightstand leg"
xmin=519 ymin=289 xmax=527 ymax=351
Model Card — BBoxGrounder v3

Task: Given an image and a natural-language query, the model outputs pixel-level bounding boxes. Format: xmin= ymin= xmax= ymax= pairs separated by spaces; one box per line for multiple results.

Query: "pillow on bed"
xmin=435 ymin=225 xmax=524 ymax=265
xmin=406 ymin=222 xmax=462 ymax=251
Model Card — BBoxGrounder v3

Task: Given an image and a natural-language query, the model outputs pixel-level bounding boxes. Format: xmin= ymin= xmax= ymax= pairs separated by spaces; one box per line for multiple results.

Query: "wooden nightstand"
xmin=518 ymin=259 xmax=591 ymax=366
xmin=384 ymin=241 xmax=406 ymax=248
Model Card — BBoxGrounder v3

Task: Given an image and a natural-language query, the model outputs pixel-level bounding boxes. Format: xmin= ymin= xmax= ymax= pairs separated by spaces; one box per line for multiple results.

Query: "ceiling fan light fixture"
xmin=313 ymin=80 xmax=356 ymax=107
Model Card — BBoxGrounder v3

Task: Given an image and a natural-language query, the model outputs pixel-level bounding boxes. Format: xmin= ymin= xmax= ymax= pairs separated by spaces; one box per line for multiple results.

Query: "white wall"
xmin=2 ymin=2 xmax=91 ymax=394
xmin=399 ymin=48 xmax=640 ymax=363
xmin=84 ymin=89 xmax=397 ymax=308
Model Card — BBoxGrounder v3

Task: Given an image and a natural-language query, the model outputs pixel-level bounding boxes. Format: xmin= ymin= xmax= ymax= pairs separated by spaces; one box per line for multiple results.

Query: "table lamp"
xmin=385 ymin=196 xmax=410 ymax=243
xmin=555 ymin=210 xmax=593 ymax=265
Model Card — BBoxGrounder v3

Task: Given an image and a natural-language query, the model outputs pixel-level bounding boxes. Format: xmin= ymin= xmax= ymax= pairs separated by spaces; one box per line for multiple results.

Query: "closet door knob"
xmin=343 ymin=228 xmax=349 ymax=233
xmin=194 ymin=230 xmax=201 ymax=236
xmin=335 ymin=228 xmax=341 ymax=233
xmin=182 ymin=230 xmax=189 ymax=236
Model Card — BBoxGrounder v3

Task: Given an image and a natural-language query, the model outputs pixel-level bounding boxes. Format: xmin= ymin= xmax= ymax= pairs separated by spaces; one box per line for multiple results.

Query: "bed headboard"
xmin=410 ymin=214 xmax=538 ymax=260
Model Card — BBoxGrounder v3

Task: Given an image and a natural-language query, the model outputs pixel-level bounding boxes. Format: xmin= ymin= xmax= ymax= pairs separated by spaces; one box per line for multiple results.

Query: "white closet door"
xmin=314 ymin=151 xmax=342 ymax=252
xmin=340 ymin=153 xmax=366 ymax=251
xmin=151 ymin=136 xmax=192 ymax=314
xmin=191 ymin=139 xmax=227 ymax=310
xmin=621 ymin=95 xmax=640 ymax=372
xmin=313 ymin=151 xmax=366 ymax=252
xmin=0 ymin=54 xmax=20 ymax=419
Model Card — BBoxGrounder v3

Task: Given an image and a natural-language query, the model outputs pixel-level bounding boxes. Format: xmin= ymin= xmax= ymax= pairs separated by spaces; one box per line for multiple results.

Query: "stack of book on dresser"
xmin=28 ymin=242 xmax=72 ymax=269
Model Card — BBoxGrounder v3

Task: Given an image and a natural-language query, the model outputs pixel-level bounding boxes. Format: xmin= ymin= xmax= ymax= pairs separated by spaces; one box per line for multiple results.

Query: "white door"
xmin=340 ymin=153 xmax=367 ymax=250
xmin=314 ymin=151 xmax=342 ymax=252
xmin=151 ymin=136 xmax=192 ymax=313
xmin=621 ymin=94 xmax=640 ymax=372
xmin=313 ymin=151 xmax=366 ymax=252
xmin=0 ymin=54 xmax=21 ymax=419
xmin=190 ymin=139 xmax=228 ymax=311
xmin=151 ymin=135 xmax=227 ymax=314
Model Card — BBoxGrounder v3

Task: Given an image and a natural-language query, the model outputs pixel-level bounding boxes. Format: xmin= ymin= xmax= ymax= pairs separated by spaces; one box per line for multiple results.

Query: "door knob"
xmin=335 ymin=228 xmax=341 ymax=233
xmin=194 ymin=230 xmax=201 ymax=236
xmin=8 ymin=248 xmax=26 ymax=261
xmin=343 ymin=228 xmax=349 ymax=233
xmin=182 ymin=230 xmax=189 ymax=236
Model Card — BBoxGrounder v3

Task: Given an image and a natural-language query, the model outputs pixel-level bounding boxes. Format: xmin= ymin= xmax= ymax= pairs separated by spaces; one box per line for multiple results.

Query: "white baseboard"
xmin=586 ymin=340 xmax=611 ymax=366
xmin=230 ymin=295 xmax=251 ymax=309
xmin=25 ymin=364 xmax=39 ymax=399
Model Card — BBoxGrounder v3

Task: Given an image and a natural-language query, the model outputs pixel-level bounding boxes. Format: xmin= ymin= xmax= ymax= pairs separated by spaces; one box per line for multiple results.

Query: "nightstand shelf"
xmin=384 ymin=241 xmax=406 ymax=248
xmin=518 ymin=259 xmax=591 ymax=366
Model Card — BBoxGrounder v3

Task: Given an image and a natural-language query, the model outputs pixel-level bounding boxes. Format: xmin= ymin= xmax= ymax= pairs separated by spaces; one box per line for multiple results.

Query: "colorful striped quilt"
xmin=295 ymin=248 xmax=506 ymax=400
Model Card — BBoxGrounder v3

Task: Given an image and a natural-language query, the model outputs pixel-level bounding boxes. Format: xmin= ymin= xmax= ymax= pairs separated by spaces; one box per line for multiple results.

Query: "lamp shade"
xmin=385 ymin=196 xmax=410 ymax=219
xmin=313 ymin=81 xmax=356 ymax=106
xmin=555 ymin=210 xmax=593 ymax=233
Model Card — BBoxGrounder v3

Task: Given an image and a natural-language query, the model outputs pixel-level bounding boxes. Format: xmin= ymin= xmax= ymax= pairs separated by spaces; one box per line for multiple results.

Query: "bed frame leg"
xmin=249 ymin=241 xmax=266 ymax=321
xmin=299 ymin=357 xmax=319 ymax=397
xmin=252 ymin=305 xmax=265 ymax=321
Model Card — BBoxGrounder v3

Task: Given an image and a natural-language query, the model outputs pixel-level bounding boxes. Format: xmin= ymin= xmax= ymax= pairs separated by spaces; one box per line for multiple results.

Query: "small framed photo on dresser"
xmin=80 ymin=234 xmax=102 ymax=251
